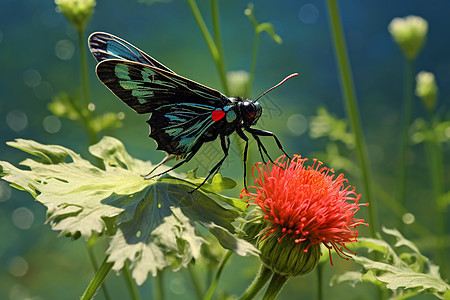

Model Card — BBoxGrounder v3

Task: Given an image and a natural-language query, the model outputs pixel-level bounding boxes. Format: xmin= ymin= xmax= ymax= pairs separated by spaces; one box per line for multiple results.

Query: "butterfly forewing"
xmin=89 ymin=32 xmax=174 ymax=73
xmin=96 ymin=60 xmax=228 ymax=113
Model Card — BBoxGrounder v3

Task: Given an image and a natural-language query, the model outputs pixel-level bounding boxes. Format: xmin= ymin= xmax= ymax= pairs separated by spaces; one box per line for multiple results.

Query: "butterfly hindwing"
xmin=88 ymin=32 xmax=174 ymax=73
xmin=149 ymin=103 xmax=221 ymax=155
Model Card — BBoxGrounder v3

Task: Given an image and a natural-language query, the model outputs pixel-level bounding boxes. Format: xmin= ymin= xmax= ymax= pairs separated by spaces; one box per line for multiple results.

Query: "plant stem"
xmin=425 ymin=118 xmax=447 ymax=278
xmin=203 ymin=250 xmax=233 ymax=300
xmin=247 ymin=31 xmax=260 ymax=97
xmin=123 ymin=261 xmax=141 ymax=300
xmin=78 ymin=29 xmax=90 ymax=109
xmin=155 ymin=271 xmax=165 ymax=300
xmin=187 ymin=0 xmax=229 ymax=94
xmin=80 ymin=256 xmax=113 ymax=300
xmin=239 ymin=264 xmax=272 ymax=300
xmin=396 ymin=58 xmax=414 ymax=231
xmin=86 ymin=241 xmax=112 ymax=300
xmin=77 ymin=28 xmax=99 ymax=146
xmin=325 ymin=0 xmax=378 ymax=237
xmin=262 ymin=273 xmax=288 ymax=300
xmin=317 ymin=263 xmax=323 ymax=300
xmin=187 ymin=264 xmax=204 ymax=300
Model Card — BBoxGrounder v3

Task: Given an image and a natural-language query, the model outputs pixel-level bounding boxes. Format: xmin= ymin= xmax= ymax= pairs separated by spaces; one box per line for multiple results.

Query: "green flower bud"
xmin=55 ymin=0 xmax=96 ymax=32
xmin=227 ymin=70 xmax=249 ymax=97
xmin=415 ymin=71 xmax=438 ymax=112
xmin=259 ymin=231 xmax=322 ymax=277
xmin=388 ymin=16 xmax=428 ymax=60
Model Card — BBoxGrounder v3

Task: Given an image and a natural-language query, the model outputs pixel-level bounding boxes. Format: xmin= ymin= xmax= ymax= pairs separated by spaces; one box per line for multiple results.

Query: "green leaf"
xmin=0 ymin=137 xmax=257 ymax=285
xmin=245 ymin=3 xmax=282 ymax=44
xmin=331 ymin=227 xmax=450 ymax=299
xmin=309 ymin=107 xmax=355 ymax=147
xmin=48 ymin=92 xmax=82 ymax=121
xmin=91 ymin=112 xmax=123 ymax=132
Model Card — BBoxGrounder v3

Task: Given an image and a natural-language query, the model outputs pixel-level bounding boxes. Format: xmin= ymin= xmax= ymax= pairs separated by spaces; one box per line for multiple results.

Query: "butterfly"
xmin=88 ymin=32 xmax=297 ymax=190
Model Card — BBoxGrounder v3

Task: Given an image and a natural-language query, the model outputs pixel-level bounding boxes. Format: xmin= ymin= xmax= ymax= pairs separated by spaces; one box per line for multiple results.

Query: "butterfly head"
xmin=239 ymin=99 xmax=262 ymax=126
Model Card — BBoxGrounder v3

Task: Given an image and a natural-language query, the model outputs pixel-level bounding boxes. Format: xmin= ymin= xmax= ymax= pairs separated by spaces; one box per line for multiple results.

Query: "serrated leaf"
xmin=333 ymin=227 xmax=450 ymax=299
xmin=0 ymin=137 xmax=257 ymax=285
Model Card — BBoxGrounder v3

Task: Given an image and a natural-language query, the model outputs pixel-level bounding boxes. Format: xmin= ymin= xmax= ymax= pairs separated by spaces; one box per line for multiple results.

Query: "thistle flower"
xmin=415 ymin=71 xmax=438 ymax=112
xmin=388 ymin=16 xmax=428 ymax=60
xmin=55 ymin=0 xmax=96 ymax=32
xmin=241 ymin=155 xmax=367 ymax=277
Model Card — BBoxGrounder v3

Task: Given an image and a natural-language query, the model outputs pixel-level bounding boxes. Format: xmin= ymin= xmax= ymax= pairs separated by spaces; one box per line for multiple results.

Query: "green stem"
xmin=85 ymin=242 xmax=112 ymax=300
xmin=425 ymin=119 xmax=447 ymax=278
xmin=187 ymin=0 xmax=229 ymax=94
xmin=262 ymin=273 xmax=288 ymax=300
xmin=80 ymin=256 xmax=113 ymax=300
xmin=325 ymin=0 xmax=377 ymax=237
xmin=187 ymin=264 xmax=204 ymax=300
xmin=247 ymin=32 xmax=260 ymax=97
xmin=78 ymin=29 xmax=90 ymax=109
xmin=396 ymin=58 xmax=415 ymax=231
xmin=203 ymin=251 xmax=233 ymax=300
xmin=317 ymin=263 xmax=323 ymax=300
xmin=239 ymin=264 xmax=272 ymax=300
xmin=123 ymin=261 xmax=141 ymax=300
xmin=154 ymin=271 xmax=165 ymax=300
xmin=77 ymin=28 xmax=99 ymax=146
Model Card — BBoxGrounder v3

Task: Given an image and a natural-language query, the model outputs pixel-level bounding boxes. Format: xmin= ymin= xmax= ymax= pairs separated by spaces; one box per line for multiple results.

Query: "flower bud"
xmin=55 ymin=0 xmax=96 ymax=32
xmin=259 ymin=231 xmax=322 ymax=277
xmin=227 ymin=70 xmax=249 ymax=97
xmin=415 ymin=71 xmax=438 ymax=112
xmin=388 ymin=16 xmax=428 ymax=60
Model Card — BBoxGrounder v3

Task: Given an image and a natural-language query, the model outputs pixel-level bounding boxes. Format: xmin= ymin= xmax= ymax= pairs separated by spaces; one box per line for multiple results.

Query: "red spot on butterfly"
xmin=211 ymin=109 xmax=225 ymax=121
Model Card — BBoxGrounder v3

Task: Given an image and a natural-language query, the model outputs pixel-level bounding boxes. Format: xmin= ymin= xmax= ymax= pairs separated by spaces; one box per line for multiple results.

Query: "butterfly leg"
xmin=143 ymin=145 xmax=202 ymax=180
xmin=142 ymin=154 xmax=176 ymax=178
xmin=247 ymin=128 xmax=291 ymax=159
xmin=191 ymin=135 xmax=230 ymax=193
xmin=236 ymin=128 xmax=250 ymax=190
xmin=250 ymin=133 xmax=273 ymax=163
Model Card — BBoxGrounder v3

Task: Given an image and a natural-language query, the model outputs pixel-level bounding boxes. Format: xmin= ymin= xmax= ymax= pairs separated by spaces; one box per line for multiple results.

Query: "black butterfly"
xmin=88 ymin=32 xmax=296 ymax=190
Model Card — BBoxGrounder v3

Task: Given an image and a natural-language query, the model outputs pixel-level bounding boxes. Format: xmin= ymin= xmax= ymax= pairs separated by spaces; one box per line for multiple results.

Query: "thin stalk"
xmin=77 ymin=28 xmax=99 ymax=146
xmin=239 ymin=264 xmax=272 ymax=300
xmin=396 ymin=58 xmax=414 ymax=231
xmin=325 ymin=0 xmax=378 ymax=237
xmin=86 ymin=242 xmax=112 ymax=300
xmin=187 ymin=0 xmax=229 ymax=94
xmin=247 ymin=32 xmax=260 ymax=96
xmin=425 ymin=119 xmax=447 ymax=277
xmin=187 ymin=264 xmax=204 ymax=300
xmin=203 ymin=251 xmax=233 ymax=300
xmin=210 ymin=0 xmax=227 ymax=83
xmin=262 ymin=273 xmax=288 ymax=300
xmin=80 ymin=256 xmax=113 ymax=300
xmin=123 ymin=261 xmax=141 ymax=300
xmin=317 ymin=263 xmax=323 ymax=300
xmin=154 ymin=271 xmax=165 ymax=300
xmin=78 ymin=29 xmax=90 ymax=108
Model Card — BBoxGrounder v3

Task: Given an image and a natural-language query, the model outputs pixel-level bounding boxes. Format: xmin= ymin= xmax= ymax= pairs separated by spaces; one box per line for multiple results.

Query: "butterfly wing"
xmin=88 ymin=32 xmax=174 ymax=73
xmin=96 ymin=59 xmax=230 ymax=155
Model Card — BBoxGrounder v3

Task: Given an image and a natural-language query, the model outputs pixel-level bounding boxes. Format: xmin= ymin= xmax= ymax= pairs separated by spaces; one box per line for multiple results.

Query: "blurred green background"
xmin=0 ymin=0 xmax=448 ymax=299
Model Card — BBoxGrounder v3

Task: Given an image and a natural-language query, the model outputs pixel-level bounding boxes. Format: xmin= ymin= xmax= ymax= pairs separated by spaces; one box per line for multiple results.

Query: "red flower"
xmin=241 ymin=155 xmax=368 ymax=266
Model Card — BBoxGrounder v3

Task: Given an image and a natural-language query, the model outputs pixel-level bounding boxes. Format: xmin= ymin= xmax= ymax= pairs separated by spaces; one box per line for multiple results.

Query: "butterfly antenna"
xmin=253 ymin=73 xmax=298 ymax=102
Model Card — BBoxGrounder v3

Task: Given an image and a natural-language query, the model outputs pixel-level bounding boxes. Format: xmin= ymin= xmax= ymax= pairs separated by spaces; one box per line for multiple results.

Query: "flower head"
xmin=415 ymin=71 xmax=438 ymax=112
xmin=241 ymin=155 xmax=367 ymax=276
xmin=55 ymin=0 xmax=96 ymax=31
xmin=388 ymin=15 xmax=428 ymax=60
